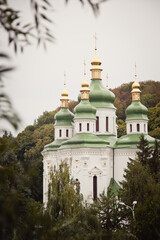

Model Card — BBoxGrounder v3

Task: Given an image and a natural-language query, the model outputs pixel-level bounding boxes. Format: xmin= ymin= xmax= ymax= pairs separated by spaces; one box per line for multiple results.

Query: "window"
xmin=137 ymin=124 xmax=140 ymax=132
xmin=96 ymin=116 xmax=99 ymax=132
xmin=144 ymin=124 xmax=146 ymax=133
xmin=66 ymin=129 xmax=69 ymax=137
xmin=59 ymin=129 xmax=62 ymax=137
xmin=93 ymin=176 xmax=97 ymax=200
xmin=130 ymin=124 xmax=132 ymax=132
xmin=106 ymin=117 xmax=108 ymax=132
xmin=87 ymin=123 xmax=89 ymax=131
xmin=79 ymin=123 xmax=82 ymax=132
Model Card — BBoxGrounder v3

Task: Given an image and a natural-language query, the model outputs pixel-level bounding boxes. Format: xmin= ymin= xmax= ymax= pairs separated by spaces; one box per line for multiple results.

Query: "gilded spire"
xmin=106 ymin=73 xmax=109 ymax=89
xmin=60 ymin=72 xmax=69 ymax=108
xmin=94 ymin=33 xmax=97 ymax=54
xmin=90 ymin=33 xmax=102 ymax=80
xmin=81 ymin=61 xmax=90 ymax=100
xmin=131 ymin=64 xmax=141 ymax=101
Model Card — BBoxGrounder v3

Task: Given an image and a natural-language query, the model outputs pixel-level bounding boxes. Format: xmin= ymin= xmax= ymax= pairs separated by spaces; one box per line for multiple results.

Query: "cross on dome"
xmin=94 ymin=33 xmax=97 ymax=51
xmin=106 ymin=73 xmax=109 ymax=89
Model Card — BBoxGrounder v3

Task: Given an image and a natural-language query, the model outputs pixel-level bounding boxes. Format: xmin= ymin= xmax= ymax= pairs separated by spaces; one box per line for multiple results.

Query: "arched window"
xmin=96 ymin=116 xmax=99 ymax=132
xmin=59 ymin=129 xmax=62 ymax=137
xmin=66 ymin=129 xmax=69 ymax=137
xmin=130 ymin=124 xmax=132 ymax=132
xmin=79 ymin=123 xmax=82 ymax=132
xmin=93 ymin=176 xmax=97 ymax=200
xmin=106 ymin=117 xmax=108 ymax=132
xmin=144 ymin=124 xmax=146 ymax=133
xmin=137 ymin=123 xmax=140 ymax=132
xmin=87 ymin=123 xmax=89 ymax=131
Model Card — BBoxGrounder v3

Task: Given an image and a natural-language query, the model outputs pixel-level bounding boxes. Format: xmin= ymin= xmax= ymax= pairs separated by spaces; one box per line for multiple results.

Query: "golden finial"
xmin=61 ymin=71 xmax=68 ymax=97
xmin=61 ymin=71 xmax=69 ymax=108
xmin=64 ymin=71 xmax=66 ymax=89
xmin=94 ymin=33 xmax=97 ymax=52
xmin=132 ymin=63 xmax=141 ymax=101
xmin=135 ymin=62 xmax=137 ymax=81
xmin=84 ymin=60 xmax=86 ymax=76
xmin=106 ymin=73 xmax=109 ymax=89
xmin=82 ymin=60 xmax=89 ymax=87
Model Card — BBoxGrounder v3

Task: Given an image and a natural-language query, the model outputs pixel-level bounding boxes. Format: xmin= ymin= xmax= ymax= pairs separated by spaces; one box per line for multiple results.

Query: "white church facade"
xmin=42 ymin=46 xmax=155 ymax=204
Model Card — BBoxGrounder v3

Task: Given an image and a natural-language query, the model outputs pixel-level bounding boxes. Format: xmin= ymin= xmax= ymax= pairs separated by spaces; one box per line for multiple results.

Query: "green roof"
xmin=89 ymin=79 xmax=116 ymax=109
xmin=107 ymin=178 xmax=121 ymax=197
xmin=54 ymin=108 xmax=74 ymax=126
xmin=43 ymin=139 xmax=66 ymax=152
xmin=74 ymin=99 xmax=96 ymax=119
xmin=115 ymin=133 xmax=156 ymax=148
xmin=126 ymin=101 xmax=148 ymax=121
xmin=98 ymin=134 xmax=117 ymax=147
xmin=59 ymin=133 xmax=109 ymax=149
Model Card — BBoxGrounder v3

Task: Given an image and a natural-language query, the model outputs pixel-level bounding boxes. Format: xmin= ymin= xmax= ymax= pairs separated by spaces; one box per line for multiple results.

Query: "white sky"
xmin=1 ymin=0 xmax=160 ymax=135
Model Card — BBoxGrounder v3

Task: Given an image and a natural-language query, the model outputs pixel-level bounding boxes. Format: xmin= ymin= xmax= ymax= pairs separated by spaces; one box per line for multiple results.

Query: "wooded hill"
xmin=112 ymin=80 xmax=160 ymax=120
xmin=0 ymin=80 xmax=160 ymax=204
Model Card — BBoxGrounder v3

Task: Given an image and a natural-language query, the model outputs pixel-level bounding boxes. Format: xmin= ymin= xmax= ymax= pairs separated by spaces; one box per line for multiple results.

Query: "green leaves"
xmin=121 ymin=136 xmax=160 ymax=240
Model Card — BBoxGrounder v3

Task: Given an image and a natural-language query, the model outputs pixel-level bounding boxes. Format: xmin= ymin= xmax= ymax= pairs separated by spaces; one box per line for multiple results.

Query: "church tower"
xmin=89 ymin=35 xmax=117 ymax=145
xmin=126 ymin=65 xmax=148 ymax=135
xmin=54 ymin=73 xmax=74 ymax=140
xmin=74 ymin=62 xmax=97 ymax=134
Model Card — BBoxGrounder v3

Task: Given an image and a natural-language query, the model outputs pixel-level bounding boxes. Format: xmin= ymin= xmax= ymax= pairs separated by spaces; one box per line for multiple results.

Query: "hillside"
xmin=0 ymin=80 xmax=160 ymax=203
xmin=112 ymin=80 xmax=160 ymax=120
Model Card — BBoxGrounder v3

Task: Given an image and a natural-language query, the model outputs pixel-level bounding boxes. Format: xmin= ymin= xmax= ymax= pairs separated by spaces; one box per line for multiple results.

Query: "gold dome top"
xmin=91 ymin=50 xmax=101 ymax=66
xmin=132 ymin=64 xmax=140 ymax=90
xmin=132 ymin=78 xmax=140 ymax=89
xmin=60 ymin=73 xmax=69 ymax=106
xmin=61 ymin=87 xmax=68 ymax=97
xmin=131 ymin=64 xmax=141 ymax=101
xmin=91 ymin=33 xmax=101 ymax=66
xmin=80 ymin=61 xmax=90 ymax=100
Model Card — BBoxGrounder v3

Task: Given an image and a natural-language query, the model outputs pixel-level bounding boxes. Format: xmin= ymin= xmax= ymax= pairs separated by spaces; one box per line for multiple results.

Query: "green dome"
xmin=54 ymin=108 xmax=74 ymax=126
xmin=115 ymin=134 xmax=155 ymax=149
xmin=89 ymin=79 xmax=115 ymax=108
xmin=126 ymin=101 xmax=148 ymax=121
xmin=43 ymin=139 xmax=66 ymax=152
xmin=78 ymin=92 xmax=81 ymax=102
xmin=74 ymin=100 xmax=96 ymax=119
xmin=59 ymin=133 xmax=109 ymax=149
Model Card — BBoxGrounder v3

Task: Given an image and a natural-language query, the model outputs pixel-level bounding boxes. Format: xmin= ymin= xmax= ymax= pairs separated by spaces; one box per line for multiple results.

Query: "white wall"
xmin=126 ymin=120 xmax=148 ymax=135
xmin=114 ymin=148 xmax=137 ymax=185
xmin=55 ymin=125 xmax=74 ymax=139
xmin=42 ymin=146 xmax=114 ymax=204
xmin=96 ymin=108 xmax=117 ymax=136
xmin=74 ymin=119 xmax=96 ymax=134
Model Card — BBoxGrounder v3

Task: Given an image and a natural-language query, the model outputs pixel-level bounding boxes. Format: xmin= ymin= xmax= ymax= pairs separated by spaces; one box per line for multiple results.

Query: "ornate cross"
xmin=64 ymin=71 xmax=66 ymax=87
xmin=83 ymin=60 xmax=86 ymax=75
xmin=94 ymin=33 xmax=97 ymax=50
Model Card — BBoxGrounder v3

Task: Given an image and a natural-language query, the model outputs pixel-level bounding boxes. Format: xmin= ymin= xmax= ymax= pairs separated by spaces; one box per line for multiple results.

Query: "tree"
xmin=117 ymin=119 xmax=126 ymax=138
xmin=136 ymin=134 xmax=152 ymax=166
xmin=121 ymin=136 xmax=160 ymax=240
xmin=89 ymin=193 xmax=129 ymax=240
xmin=43 ymin=162 xmax=83 ymax=239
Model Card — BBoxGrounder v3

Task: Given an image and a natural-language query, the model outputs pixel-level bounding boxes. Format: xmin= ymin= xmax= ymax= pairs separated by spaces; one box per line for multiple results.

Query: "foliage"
xmin=0 ymin=54 xmax=20 ymax=132
xmin=121 ymin=135 xmax=160 ymax=240
xmin=89 ymin=193 xmax=128 ymax=240
xmin=148 ymin=102 xmax=160 ymax=139
xmin=117 ymin=119 xmax=126 ymax=138
xmin=0 ymin=110 xmax=55 ymax=202
xmin=0 ymin=0 xmax=105 ymax=53
xmin=112 ymin=80 xmax=160 ymax=121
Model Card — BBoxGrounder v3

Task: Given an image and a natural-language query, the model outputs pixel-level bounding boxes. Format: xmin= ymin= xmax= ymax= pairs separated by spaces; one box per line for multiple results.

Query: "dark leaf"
xmin=40 ymin=13 xmax=52 ymax=23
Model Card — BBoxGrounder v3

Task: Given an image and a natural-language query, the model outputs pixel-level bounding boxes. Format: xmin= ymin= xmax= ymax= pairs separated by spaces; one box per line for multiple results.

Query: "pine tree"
xmin=148 ymin=140 xmax=160 ymax=181
xmin=136 ymin=134 xmax=152 ymax=166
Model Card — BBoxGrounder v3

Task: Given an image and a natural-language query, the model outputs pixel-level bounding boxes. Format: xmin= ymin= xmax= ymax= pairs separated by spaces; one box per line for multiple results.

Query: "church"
xmin=42 ymin=45 xmax=155 ymax=204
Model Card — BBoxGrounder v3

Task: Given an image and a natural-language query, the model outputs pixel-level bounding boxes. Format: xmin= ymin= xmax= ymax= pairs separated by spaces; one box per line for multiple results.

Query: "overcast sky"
xmin=1 ymin=0 xmax=160 ymax=135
